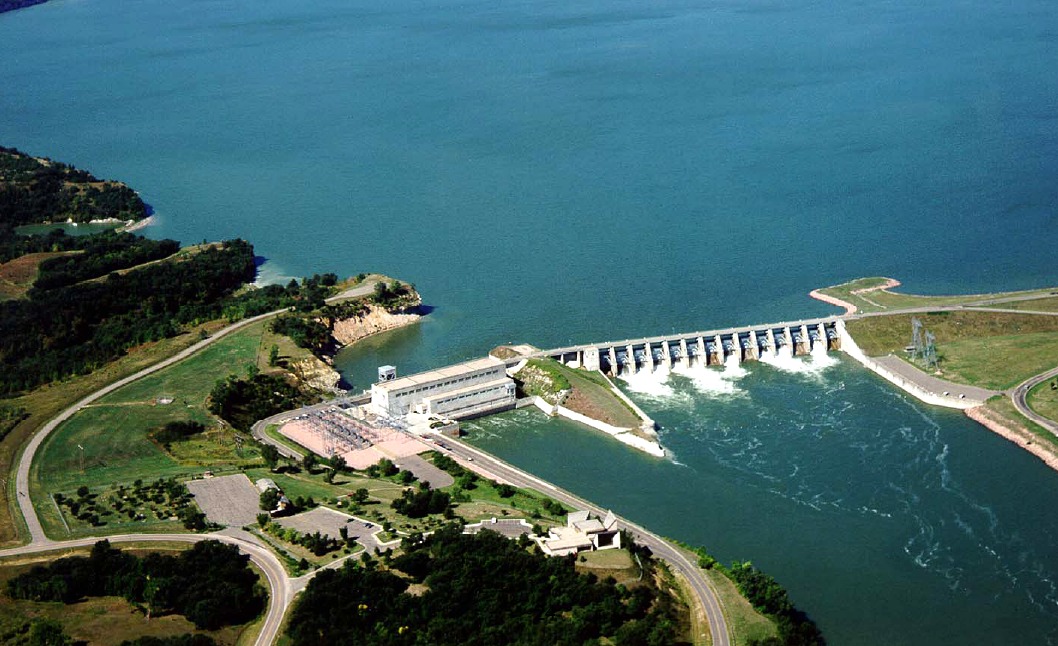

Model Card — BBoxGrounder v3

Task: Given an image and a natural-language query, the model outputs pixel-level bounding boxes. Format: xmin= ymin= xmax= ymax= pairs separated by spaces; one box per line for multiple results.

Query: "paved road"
xmin=6 ymin=284 xmax=384 ymax=640
xmin=430 ymin=436 xmax=731 ymax=646
xmin=0 ymin=530 xmax=290 ymax=646
xmin=1012 ymin=366 xmax=1058 ymax=436
xmin=16 ymin=282 xmax=373 ymax=543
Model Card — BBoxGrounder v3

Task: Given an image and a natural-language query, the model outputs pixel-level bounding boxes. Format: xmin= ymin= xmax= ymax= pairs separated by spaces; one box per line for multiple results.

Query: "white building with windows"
xmin=370 ymin=356 xmax=516 ymax=420
xmin=537 ymin=510 xmax=622 ymax=557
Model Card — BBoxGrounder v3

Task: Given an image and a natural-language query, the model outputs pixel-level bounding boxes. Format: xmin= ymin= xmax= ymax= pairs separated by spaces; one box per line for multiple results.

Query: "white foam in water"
xmin=758 ymin=342 xmax=839 ymax=374
xmin=723 ymin=353 xmax=748 ymax=378
xmin=619 ymin=365 xmax=676 ymax=398
xmin=672 ymin=359 xmax=747 ymax=396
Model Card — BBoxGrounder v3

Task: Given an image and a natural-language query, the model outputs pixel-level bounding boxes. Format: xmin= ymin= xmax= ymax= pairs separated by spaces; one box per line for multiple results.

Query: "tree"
xmin=260 ymin=488 xmax=280 ymax=512
xmin=302 ymin=452 xmax=318 ymax=473
xmin=324 ymin=453 xmax=347 ymax=483
xmin=261 ymin=444 xmax=280 ymax=471
xmin=268 ymin=344 xmax=280 ymax=367
xmin=257 ymin=513 xmax=270 ymax=528
xmin=353 ymin=488 xmax=369 ymax=503
xmin=497 ymin=483 xmax=515 ymax=498
xmin=28 ymin=618 xmax=71 ymax=646
xmin=328 ymin=453 xmax=347 ymax=472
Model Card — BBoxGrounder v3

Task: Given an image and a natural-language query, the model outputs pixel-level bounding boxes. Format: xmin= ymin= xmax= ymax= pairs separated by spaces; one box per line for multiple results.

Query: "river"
xmin=3 ymin=0 xmax=1057 ymax=642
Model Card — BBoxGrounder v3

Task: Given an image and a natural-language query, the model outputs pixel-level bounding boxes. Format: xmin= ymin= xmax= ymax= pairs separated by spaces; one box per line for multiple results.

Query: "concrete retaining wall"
xmin=530 ymin=397 xmax=664 ymax=457
xmin=837 ymin=321 xmax=980 ymax=410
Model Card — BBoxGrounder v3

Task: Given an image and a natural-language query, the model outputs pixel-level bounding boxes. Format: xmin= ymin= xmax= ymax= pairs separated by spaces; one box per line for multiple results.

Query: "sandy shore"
xmin=809 ymin=289 xmax=858 ymax=315
xmin=966 ymin=405 xmax=1058 ymax=472
xmin=809 ymin=277 xmax=902 ymax=315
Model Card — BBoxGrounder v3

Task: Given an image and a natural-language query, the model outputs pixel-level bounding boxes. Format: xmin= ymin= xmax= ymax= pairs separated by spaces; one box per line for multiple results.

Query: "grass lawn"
xmin=0 ymin=315 xmax=248 ymax=546
xmin=29 ymin=322 xmax=281 ymax=539
xmin=817 ymin=277 xmax=1058 ymax=314
xmin=0 ymin=545 xmax=258 ymax=646
xmin=561 ymin=365 xmax=642 ymax=428
xmin=1001 ymin=296 xmax=1058 ymax=313
xmin=704 ymin=568 xmax=778 ymax=646
xmin=240 ymin=461 xmax=566 ymax=548
xmin=1028 ymin=380 xmax=1058 ymax=424
xmin=846 ymin=311 xmax=1058 ymax=390
xmin=99 ymin=320 xmax=271 ymax=406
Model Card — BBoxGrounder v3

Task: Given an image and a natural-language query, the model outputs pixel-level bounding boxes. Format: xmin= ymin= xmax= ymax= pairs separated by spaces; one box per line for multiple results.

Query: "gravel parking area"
xmin=394 ymin=454 xmax=454 ymax=489
xmin=186 ymin=473 xmax=260 ymax=527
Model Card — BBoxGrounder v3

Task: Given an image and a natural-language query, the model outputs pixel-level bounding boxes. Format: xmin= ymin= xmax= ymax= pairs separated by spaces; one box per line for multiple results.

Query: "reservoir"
xmin=2 ymin=0 xmax=1057 ymax=642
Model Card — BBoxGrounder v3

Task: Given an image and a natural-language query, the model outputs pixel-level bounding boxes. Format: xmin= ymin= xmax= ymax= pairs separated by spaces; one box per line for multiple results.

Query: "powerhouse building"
xmin=370 ymin=356 xmax=516 ymax=419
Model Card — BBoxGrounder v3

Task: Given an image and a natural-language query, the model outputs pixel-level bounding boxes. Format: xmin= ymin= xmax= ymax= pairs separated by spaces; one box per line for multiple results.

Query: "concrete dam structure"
xmin=540 ymin=318 xmax=842 ymax=376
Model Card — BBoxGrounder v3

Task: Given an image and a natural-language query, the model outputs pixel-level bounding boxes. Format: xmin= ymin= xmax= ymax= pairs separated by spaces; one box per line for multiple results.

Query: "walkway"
xmin=873 ymin=356 xmax=999 ymax=402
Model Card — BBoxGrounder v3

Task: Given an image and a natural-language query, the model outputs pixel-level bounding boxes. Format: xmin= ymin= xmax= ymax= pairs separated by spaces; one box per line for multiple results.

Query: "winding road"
xmin=2 ymin=282 xmax=384 ymax=645
xmin=7 ymin=276 xmax=1058 ymax=646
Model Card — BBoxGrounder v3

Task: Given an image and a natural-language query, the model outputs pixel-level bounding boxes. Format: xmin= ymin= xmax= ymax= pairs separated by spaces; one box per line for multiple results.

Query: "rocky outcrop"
xmin=330 ymin=302 xmax=422 ymax=349
xmin=288 ymin=356 xmax=342 ymax=393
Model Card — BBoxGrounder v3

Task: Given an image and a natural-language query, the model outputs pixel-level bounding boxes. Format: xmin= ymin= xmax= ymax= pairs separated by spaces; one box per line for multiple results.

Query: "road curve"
xmin=0 ymin=531 xmax=289 ymax=646
xmin=436 ymin=437 xmax=731 ymax=646
xmin=14 ymin=282 xmax=375 ymax=545
xmin=14 ymin=308 xmax=289 ymax=545
xmin=1011 ymin=366 xmax=1058 ymax=435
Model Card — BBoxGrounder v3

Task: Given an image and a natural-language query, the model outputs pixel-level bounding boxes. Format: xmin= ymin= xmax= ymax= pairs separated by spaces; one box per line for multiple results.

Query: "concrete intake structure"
xmin=543 ymin=318 xmax=841 ymax=376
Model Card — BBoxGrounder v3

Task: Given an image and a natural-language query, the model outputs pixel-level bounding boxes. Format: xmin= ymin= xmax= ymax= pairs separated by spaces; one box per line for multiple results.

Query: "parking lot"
xmin=186 ymin=473 xmax=260 ymax=527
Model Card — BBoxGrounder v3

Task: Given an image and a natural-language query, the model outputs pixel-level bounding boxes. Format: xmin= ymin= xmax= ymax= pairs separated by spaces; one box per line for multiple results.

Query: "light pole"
xmin=77 ymin=444 xmax=85 ymax=473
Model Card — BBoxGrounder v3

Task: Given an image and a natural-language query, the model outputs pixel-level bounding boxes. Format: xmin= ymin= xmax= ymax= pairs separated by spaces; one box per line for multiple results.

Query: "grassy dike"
xmin=817 ymin=277 xmax=1058 ymax=314
xmin=844 ymin=310 xmax=1058 ymax=391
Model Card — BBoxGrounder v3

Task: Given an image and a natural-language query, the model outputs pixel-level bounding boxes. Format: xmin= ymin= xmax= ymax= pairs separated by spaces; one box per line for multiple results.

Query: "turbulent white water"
xmin=621 ymin=349 xmax=837 ymax=399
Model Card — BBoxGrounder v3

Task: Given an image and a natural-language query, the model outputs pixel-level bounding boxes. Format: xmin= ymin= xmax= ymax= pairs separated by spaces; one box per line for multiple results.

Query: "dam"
xmin=538 ymin=318 xmax=842 ymax=375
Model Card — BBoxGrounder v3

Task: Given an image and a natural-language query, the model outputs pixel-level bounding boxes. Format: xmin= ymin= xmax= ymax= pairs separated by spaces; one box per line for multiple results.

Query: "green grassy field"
xmin=1000 ymin=296 xmax=1058 ymax=313
xmin=1 ymin=318 xmax=239 ymax=547
xmin=705 ymin=568 xmax=778 ymax=646
xmin=0 ymin=545 xmax=261 ymax=646
xmin=845 ymin=311 xmax=1058 ymax=390
xmin=30 ymin=322 xmax=279 ymax=538
xmin=1027 ymin=380 xmax=1058 ymax=427
xmin=817 ymin=277 xmax=1058 ymax=314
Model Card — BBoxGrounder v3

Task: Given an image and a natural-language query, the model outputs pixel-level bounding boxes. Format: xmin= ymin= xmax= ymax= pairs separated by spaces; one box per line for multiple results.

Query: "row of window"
xmin=393 ymin=368 xmax=504 ymax=399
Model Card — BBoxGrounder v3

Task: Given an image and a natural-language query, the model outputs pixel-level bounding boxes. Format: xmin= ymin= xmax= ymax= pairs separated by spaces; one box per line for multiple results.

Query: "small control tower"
xmin=377 ymin=365 xmax=397 ymax=383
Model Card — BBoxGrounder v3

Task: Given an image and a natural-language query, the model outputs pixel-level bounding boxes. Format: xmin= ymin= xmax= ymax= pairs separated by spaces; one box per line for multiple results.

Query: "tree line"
xmin=7 ymin=540 xmax=265 ymax=630
xmin=30 ymin=232 xmax=181 ymax=292
xmin=285 ymin=525 xmax=683 ymax=646
xmin=0 ymin=146 xmax=146 ymax=226
xmin=0 ymin=239 xmax=256 ymax=394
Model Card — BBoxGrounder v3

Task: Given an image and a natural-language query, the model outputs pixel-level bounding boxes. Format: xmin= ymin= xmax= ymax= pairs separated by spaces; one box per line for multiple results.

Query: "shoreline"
xmin=965 ymin=406 xmax=1058 ymax=472
xmin=809 ymin=277 xmax=902 ymax=315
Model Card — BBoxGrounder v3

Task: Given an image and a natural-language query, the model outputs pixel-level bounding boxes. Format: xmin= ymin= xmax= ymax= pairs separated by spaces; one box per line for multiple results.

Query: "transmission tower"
xmin=923 ymin=331 xmax=938 ymax=370
xmin=910 ymin=318 xmax=923 ymax=362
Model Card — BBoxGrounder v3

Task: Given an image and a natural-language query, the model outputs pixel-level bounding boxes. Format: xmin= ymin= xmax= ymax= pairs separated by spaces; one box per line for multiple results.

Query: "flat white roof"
xmin=374 ymin=356 xmax=505 ymax=392
xmin=424 ymin=377 xmax=513 ymax=404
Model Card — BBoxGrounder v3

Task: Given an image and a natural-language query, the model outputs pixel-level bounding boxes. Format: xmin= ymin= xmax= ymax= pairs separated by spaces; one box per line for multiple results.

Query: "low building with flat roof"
xmin=370 ymin=356 xmax=516 ymax=420
xmin=537 ymin=510 xmax=621 ymax=557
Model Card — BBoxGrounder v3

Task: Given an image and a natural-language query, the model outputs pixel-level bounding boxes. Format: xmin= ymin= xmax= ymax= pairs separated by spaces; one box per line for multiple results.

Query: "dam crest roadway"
xmin=537 ymin=317 xmax=842 ymax=374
